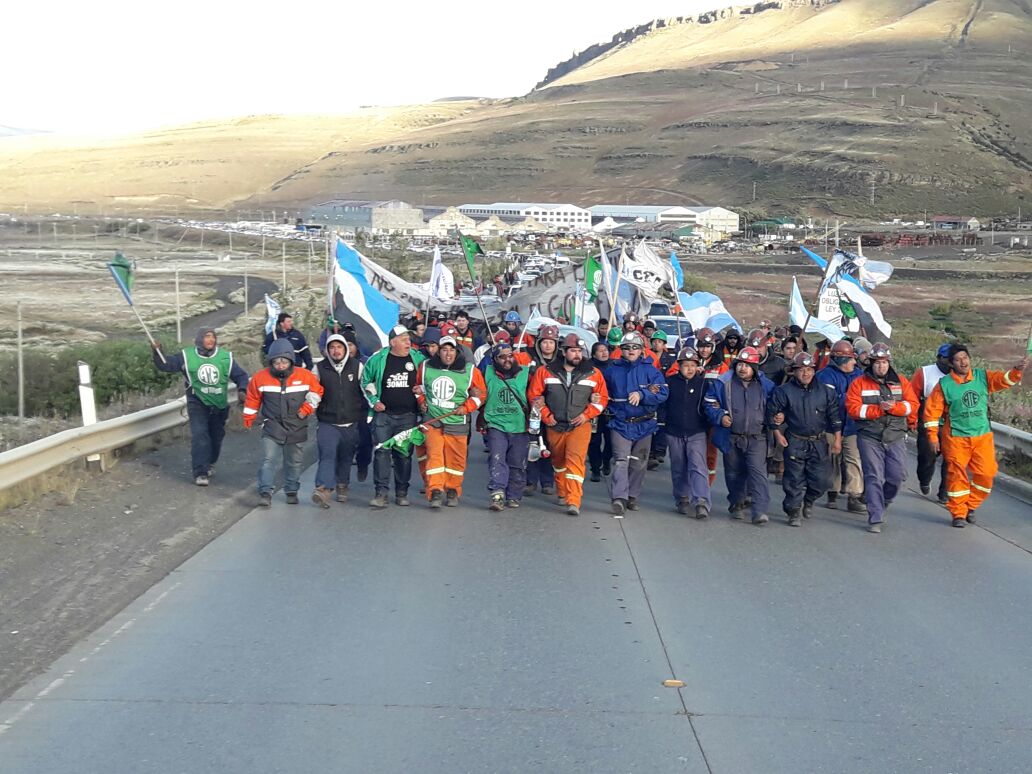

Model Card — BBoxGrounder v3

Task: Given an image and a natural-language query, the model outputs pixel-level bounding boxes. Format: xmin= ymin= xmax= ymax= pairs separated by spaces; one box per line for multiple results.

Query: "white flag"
xmin=429 ymin=246 xmax=455 ymax=302
xmin=789 ymin=278 xmax=844 ymax=342
xmin=264 ymin=293 xmax=281 ymax=335
xmin=620 ymin=241 xmax=670 ymax=300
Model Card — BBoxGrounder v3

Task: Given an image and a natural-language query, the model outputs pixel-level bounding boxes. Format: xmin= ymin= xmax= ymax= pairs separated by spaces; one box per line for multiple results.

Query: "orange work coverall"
xmin=415 ymin=365 xmax=487 ymax=500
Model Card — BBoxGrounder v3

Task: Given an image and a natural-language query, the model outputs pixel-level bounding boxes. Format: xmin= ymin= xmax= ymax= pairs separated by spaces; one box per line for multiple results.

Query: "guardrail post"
xmin=78 ymin=361 xmax=105 ymax=471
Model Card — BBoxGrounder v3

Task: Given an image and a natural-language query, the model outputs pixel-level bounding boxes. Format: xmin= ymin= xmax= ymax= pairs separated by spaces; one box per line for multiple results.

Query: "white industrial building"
xmin=589 ymin=204 xmax=739 ymax=234
xmin=459 ymin=202 xmax=592 ymax=229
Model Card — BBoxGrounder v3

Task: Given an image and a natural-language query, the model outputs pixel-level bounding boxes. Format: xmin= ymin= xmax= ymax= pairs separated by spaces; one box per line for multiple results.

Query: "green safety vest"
xmin=183 ymin=347 xmax=232 ymax=409
xmin=422 ymin=362 xmax=473 ymax=425
xmin=938 ymin=369 xmax=991 ymax=437
xmin=483 ymin=367 xmax=529 ymax=434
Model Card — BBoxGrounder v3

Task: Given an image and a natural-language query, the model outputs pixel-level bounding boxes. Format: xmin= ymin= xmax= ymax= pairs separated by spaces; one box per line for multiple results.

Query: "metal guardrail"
xmin=992 ymin=422 xmax=1032 ymax=457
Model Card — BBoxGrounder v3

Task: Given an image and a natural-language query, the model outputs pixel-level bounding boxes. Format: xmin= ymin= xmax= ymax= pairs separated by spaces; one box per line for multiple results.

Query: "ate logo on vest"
xmin=431 ymin=376 xmax=457 ymax=402
xmin=961 ymin=390 xmax=981 ymax=409
xmin=197 ymin=364 xmax=221 ymax=386
xmin=498 ymin=389 xmax=515 ymax=404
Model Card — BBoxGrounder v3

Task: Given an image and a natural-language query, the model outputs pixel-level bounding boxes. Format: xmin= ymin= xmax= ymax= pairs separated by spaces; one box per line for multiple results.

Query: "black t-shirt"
xmin=380 ymin=353 xmax=419 ymax=414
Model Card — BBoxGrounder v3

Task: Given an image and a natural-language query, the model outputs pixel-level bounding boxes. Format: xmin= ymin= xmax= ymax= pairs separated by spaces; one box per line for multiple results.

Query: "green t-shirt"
xmin=939 ymin=369 xmax=991 ymax=437
xmin=183 ymin=347 xmax=231 ymax=409
xmin=483 ymin=367 xmax=529 ymax=433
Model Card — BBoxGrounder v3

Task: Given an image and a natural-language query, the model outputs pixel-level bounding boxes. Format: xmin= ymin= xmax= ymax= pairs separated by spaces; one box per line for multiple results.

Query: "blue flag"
xmin=669 ymin=250 xmax=684 ymax=291
xmin=333 ymin=239 xmax=400 ymax=349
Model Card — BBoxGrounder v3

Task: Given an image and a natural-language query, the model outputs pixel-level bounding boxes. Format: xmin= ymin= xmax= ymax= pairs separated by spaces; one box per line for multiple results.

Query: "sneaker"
xmin=847 ymin=496 xmax=867 ymax=514
xmin=802 ymin=502 xmax=814 ymax=520
xmin=357 ymin=467 xmax=368 ymax=483
xmin=505 ymin=499 xmax=520 ymax=509
xmin=646 ymin=458 xmax=660 ymax=471
xmin=335 ymin=485 xmax=349 ymax=503
xmin=258 ymin=492 xmax=272 ymax=507
xmin=489 ymin=493 xmax=505 ymax=512
xmin=966 ymin=510 xmax=977 ymax=524
xmin=951 ymin=517 xmax=966 ymax=529
xmin=429 ymin=490 xmax=444 ymax=509
xmin=194 ymin=475 xmax=210 ymax=487
xmin=590 ymin=470 xmax=602 ymax=482
xmin=370 ymin=493 xmax=389 ymax=509
xmin=311 ymin=487 xmax=332 ymax=509
xmin=866 ymin=522 xmax=882 ymax=534
xmin=729 ymin=502 xmax=747 ymax=520
xmin=395 ymin=495 xmax=410 ymax=507
xmin=626 ymin=497 xmax=639 ymax=511
xmin=787 ymin=511 xmax=802 ymax=527
xmin=676 ymin=498 xmax=690 ymax=515
xmin=752 ymin=513 xmax=769 ymax=525
xmin=285 ymin=492 xmax=299 ymax=505
xmin=920 ymin=483 xmax=930 ymax=495
xmin=541 ymin=486 xmax=555 ymax=496
xmin=206 ymin=467 xmax=215 ymax=478
xmin=826 ymin=492 xmax=837 ymax=509
xmin=611 ymin=499 xmax=626 ymax=517
xmin=566 ymin=504 xmax=580 ymax=517
xmin=445 ymin=489 xmax=459 ymax=507
xmin=695 ymin=502 xmax=710 ymax=520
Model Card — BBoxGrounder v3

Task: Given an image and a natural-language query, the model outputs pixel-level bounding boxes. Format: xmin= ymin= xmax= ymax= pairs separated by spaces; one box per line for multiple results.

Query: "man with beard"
xmin=528 ymin=334 xmax=609 ymax=516
xmin=604 ymin=332 xmax=668 ymax=517
xmin=717 ymin=328 xmax=743 ymax=368
xmin=768 ymin=352 xmax=842 ymax=527
xmin=311 ymin=334 xmax=366 ymax=508
xmin=243 ymin=338 xmax=323 ymax=506
xmin=452 ymin=310 xmax=481 ymax=352
xmin=924 ymin=343 xmax=1027 ymax=528
xmin=910 ymin=343 xmax=953 ymax=504
xmin=519 ymin=324 xmax=560 ymax=496
xmin=153 ymin=327 xmax=250 ymax=486
xmin=477 ymin=342 xmax=530 ymax=511
xmin=690 ymin=327 xmax=727 ymax=485
xmin=704 ymin=347 xmax=776 ymax=525
xmin=647 ymin=330 xmax=678 ymax=470
xmin=414 ymin=335 xmax=487 ymax=508
xmin=845 ymin=343 xmax=919 ymax=533
xmin=665 ymin=347 xmax=711 ymax=518
xmin=596 ymin=318 xmax=611 ymax=346
xmin=587 ymin=341 xmax=613 ymax=482
xmin=816 ymin=339 xmax=866 ymax=514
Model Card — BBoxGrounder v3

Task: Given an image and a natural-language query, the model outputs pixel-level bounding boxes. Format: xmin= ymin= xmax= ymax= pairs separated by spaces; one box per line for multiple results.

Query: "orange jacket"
xmin=527 ymin=360 xmax=609 ymax=429
xmin=923 ymin=368 xmax=1022 ymax=442
xmin=845 ymin=370 xmax=918 ymax=426
xmin=243 ymin=367 xmax=324 ymax=443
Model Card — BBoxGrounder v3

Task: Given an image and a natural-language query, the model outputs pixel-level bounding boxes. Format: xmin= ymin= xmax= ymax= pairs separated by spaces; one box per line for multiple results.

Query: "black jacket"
xmin=315 ymin=355 xmax=365 ymax=425
xmin=262 ymin=328 xmax=314 ymax=369
xmin=767 ymin=378 xmax=842 ymax=438
xmin=665 ymin=372 xmax=708 ymax=437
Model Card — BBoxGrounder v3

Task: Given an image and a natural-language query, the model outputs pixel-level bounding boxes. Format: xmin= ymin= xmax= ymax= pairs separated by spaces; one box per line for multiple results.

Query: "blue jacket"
xmin=815 ymin=365 xmax=860 ymax=436
xmin=604 ymin=356 xmax=668 ymax=441
xmin=704 ymin=370 xmax=775 ymax=453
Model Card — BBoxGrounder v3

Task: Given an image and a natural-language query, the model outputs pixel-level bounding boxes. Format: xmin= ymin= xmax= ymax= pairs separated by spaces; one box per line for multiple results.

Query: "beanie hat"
xmin=421 ymin=327 xmax=442 ymax=344
xmin=267 ymin=338 xmax=295 ymax=362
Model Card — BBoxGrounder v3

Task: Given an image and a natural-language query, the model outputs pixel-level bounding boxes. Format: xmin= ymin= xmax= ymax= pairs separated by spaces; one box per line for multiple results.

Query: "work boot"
xmin=729 ymin=501 xmax=747 ymax=520
xmin=920 ymin=483 xmax=930 ymax=495
xmin=626 ymin=497 xmax=639 ymax=511
xmin=937 ymin=494 xmax=949 ymax=507
xmin=395 ymin=495 xmax=410 ymax=507
xmin=825 ymin=492 xmax=837 ymax=509
xmin=524 ymin=483 xmax=537 ymax=496
xmin=847 ymin=496 xmax=867 ymax=514
xmin=429 ymin=490 xmax=444 ymax=509
xmin=951 ymin=517 xmax=966 ymax=528
xmin=646 ymin=457 xmax=660 ymax=471
xmin=752 ymin=513 xmax=769 ymax=525
xmin=602 ymin=462 xmax=612 ymax=476
xmin=335 ymin=484 xmax=349 ymax=503
xmin=445 ymin=489 xmax=459 ymax=507
xmin=194 ymin=475 xmax=210 ymax=487
xmin=867 ymin=522 xmax=882 ymax=534
xmin=357 ymin=466 xmax=368 ymax=483
xmin=676 ymin=498 xmax=690 ymax=515
xmin=370 ymin=492 xmax=389 ymax=509
xmin=311 ymin=487 xmax=332 ymax=509
xmin=258 ymin=492 xmax=272 ymax=507
xmin=505 ymin=499 xmax=520 ymax=509
xmin=285 ymin=492 xmax=299 ymax=505
xmin=489 ymin=492 xmax=505 ymax=512
xmin=695 ymin=502 xmax=710 ymax=520
xmin=611 ymin=499 xmax=626 ymax=518
xmin=966 ymin=510 xmax=977 ymax=524
xmin=787 ymin=510 xmax=802 ymax=527
xmin=541 ymin=486 xmax=555 ymax=496
xmin=802 ymin=502 xmax=814 ymax=520
xmin=566 ymin=504 xmax=580 ymax=517
xmin=590 ymin=470 xmax=602 ymax=482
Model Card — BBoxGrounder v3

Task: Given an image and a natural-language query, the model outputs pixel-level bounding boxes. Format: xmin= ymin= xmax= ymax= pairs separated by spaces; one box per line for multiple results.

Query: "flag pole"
xmin=131 ymin=303 xmax=166 ymax=363
xmin=609 ymin=243 xmax=626 ymax=328
xmin=456 ymin=230 xmax=496 ymax=345
xmin=596 ymin=237 xmax=618 ymax=328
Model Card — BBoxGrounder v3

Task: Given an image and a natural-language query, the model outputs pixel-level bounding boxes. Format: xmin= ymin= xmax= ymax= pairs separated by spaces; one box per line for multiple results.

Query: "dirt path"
xmin=181 ymin=275 xmax=278 ymax=334
xmin=0 ymin=422 xmax=315 ymax=701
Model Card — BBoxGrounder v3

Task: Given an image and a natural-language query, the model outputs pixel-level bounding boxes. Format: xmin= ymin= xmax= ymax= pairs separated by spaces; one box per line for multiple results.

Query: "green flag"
xmin=107 ymin=252 xmax=136 ymax=305
xmin=457 ymin=232 xmax=485 ymax=281
xmin=376 ymin=426 xmax=426 ymax=455
xmin=584 ymin=254 xmax=602 ymax=301
xmin=839 ymin=300 xmax=857 ymax=320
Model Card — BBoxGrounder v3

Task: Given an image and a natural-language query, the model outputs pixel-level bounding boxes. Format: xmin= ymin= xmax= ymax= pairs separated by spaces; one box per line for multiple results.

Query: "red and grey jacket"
xmin=527 ymin=359 xmax=609 ymax=432
xmin=845 ymin=370 xmax=918 ymax=443
xmin=243 ymin=366 xmax=324 ymax=444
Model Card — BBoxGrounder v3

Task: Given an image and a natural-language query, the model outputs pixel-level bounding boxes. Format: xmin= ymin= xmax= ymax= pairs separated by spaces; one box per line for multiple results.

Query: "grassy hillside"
xmin=1 ymin=0 xmax=1029 ymax=217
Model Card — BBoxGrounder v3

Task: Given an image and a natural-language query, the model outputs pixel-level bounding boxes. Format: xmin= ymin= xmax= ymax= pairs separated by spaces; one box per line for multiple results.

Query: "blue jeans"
xmin=258 ymin=435 xmax=304 ymax=495
xmin=486 ymin=428 xmax=529 ymax=501
xmin=667 ymin=432 xmax=711 ymax=507
xmin=315 ymin=422 xmax=360 ymax=490
xmin=187 ymin=401 xmax=228 ymax=477
xmin=723 ymin=434 xmax=770 ymax=517
xmin=372 ymin=411 xmax=418 ymax=496
xmin=526 ymin=456 xmax=555 ymax=489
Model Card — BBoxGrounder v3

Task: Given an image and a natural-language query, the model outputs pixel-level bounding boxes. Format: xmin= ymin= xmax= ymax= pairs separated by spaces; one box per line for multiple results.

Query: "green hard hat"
xmin=650 ymin=330 xmax=668 ymax=342
xmin=607 ymin=327 xmax=623 ymax=346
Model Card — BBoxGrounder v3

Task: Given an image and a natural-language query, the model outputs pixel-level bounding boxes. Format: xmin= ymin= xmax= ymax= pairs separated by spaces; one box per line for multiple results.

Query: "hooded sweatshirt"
xmin=153 ymin=326 xmax=249 ymax=406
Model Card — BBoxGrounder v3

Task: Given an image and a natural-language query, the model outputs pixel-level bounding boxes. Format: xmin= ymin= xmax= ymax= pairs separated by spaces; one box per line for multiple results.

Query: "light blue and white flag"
xmin=333 ymin=238 xmax=400 ymax=349
xmin=676 ymin=291 xmax=739 ymax=333
xmin=789 ymin=277 xmax=844 ymax=342
xmin=263 ymin=293 xmax=281 ymax=336
xmin=669 ymin=250 xmax=684 ymax=292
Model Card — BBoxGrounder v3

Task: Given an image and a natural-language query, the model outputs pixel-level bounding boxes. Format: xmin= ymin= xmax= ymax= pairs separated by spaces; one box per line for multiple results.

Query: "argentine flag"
xmin=333 ymin=239 xmax=400 ymax=350
xmin=677 ymin=291 xmax=739 ymax=333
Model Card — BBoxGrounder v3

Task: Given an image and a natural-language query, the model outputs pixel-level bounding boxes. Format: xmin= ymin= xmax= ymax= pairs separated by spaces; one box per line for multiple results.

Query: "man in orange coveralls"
xmin=527 ymin=333 xmax=609 ymax=516
xmin=924 ymin=343 xmax=1028 ymax=528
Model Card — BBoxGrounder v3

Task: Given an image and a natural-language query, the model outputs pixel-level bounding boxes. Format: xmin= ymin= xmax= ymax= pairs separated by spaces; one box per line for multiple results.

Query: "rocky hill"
xmin=1 ymin=0 xmax=1029 ymax=217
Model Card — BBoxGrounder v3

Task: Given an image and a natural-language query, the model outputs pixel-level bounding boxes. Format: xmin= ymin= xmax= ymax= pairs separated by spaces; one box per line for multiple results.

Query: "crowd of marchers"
xmin=152 ymin=307 xmax=1027 ymax=533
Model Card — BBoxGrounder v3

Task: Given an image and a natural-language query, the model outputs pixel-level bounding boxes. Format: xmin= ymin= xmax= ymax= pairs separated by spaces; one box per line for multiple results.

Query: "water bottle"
xmin=529 ymin=406 xmax=541 ymax=434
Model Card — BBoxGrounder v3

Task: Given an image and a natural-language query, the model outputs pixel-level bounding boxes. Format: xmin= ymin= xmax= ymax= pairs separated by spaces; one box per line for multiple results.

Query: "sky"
xmin=3 ymin=0 xmax=712 ymax=136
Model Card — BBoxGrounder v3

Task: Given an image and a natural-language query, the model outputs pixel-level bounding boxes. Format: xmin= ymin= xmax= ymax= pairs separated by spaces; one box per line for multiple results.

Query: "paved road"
xmin=2 ymin=446 xmax=1031 ymax=773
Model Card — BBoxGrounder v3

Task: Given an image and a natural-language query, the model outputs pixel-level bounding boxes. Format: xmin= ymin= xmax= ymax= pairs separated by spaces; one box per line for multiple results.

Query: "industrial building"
xmin=458 ymin=203 xmax=592 ymax=229
xmin=931 ymin=215 xmax=981 ymax=231
xmin=589 ymin=204 xmax=740 ymax=234
xmin=306 ymin=200 xmax=426 ymax=234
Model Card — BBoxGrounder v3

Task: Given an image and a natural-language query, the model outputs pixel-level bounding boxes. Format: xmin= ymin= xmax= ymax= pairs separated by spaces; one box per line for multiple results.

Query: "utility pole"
xmin=17 ymin=301 xmax=24 ymax=421
xmin=872 ymin=86 xmax=877 ymax=98
xmin=243 ymin=259 xmax=250 ymax=318
xmin=752 ymin=181 xmax=757 ymax=202
xmin=281 ymin=242 xmax=287 ymax=292
xmin=870 ymin=182 xmax=876 ymax=207
xmin=174 ymin=264 xmax=182 ymax=344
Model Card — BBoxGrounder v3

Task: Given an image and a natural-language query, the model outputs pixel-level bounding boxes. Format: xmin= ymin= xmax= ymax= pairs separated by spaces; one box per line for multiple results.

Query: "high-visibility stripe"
xmin=242 ymin=407 xmax=258 ymax=415
xmin=444 ymin=467 xmax=465 ymax=477
xmin=1004 ymin=372 xmax=1016 ymax=386
xmin=708 ymin=469 xmax=718 ymax=475
xmin=576 ymin=379 xmax=596 ymax=386
xmin=860 ymin=390 xmax=881 ymax=396
xmin=565 ymin=473 xmax=584 ymax=483
xmin=426 ymin=466 xmax=446 ymax=475
xmin=544 ymin=377 xmax=562 ymax=385
xmin=902 ymin=403 xmax=911 ymax=416
xmin=553 ymin=466 xmax=567 ymax=473
xmin=591 ymin=402 xmax=604 ymax=412
xmin=971 ymin=483 xmax=992 ymax=494
xmin=924 ymin=421 xmax=939 ymax=429
xmin=859 ymin=405 xmax=870 ymax=419
xmin=947 ymin=489 xmax=971 ymax=497
xmin=470 ymin=396 xmax=482 ymax=407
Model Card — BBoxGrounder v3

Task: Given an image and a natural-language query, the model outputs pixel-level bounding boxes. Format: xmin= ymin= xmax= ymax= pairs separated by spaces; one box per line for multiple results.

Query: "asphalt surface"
xmin=2 ymin=442 xmax=1031 ymax=773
